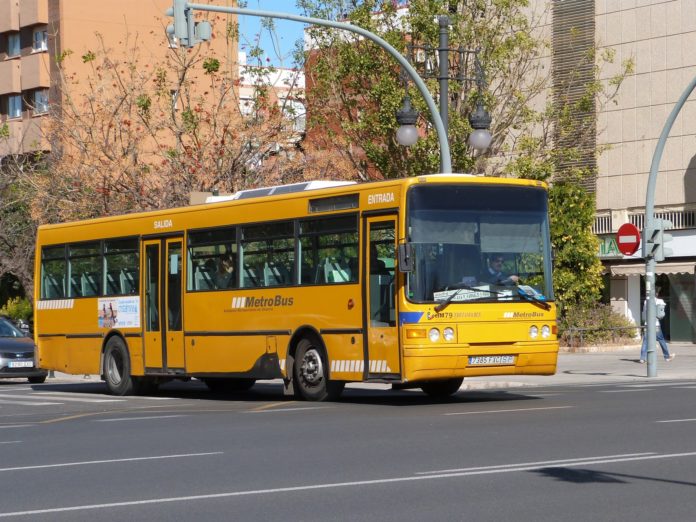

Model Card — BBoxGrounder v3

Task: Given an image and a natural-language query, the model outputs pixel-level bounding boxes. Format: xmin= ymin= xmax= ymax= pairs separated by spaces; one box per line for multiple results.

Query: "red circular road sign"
xmin=616 ymin=223 xmax=641 ymax=255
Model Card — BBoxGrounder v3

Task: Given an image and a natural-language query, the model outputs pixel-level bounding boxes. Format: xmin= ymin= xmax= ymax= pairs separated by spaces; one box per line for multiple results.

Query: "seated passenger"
xmin=214 ymin=254 xmax=235 ymax=288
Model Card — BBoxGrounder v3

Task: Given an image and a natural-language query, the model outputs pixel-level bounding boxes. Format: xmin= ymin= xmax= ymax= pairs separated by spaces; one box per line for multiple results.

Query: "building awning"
xmin=607 ymin=262 xmax=695 ymax=276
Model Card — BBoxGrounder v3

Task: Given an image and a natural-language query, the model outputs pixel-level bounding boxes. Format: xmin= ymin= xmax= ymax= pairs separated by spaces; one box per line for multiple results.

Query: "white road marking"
xmin=29 ymin=394 xmax=123 ymax=403
xmin=657 ymin=418 xmax=696 ymax=423
xmin=246 ymin=407 xmax=331 ymax=414
xmin=2 ymin=451 xmax=695 ymax=518
xmin=0 ymin=425 xmax=33 ymax=429
xmin=620 ymin=383 xmax=684 ymax=388
xmin=0 ymin=441 xmax=21 ymax=444
xmin=599 ymin=389 xmax=651 ymax=393
xmin=0 ymin=451 xmax=222 ymax=473
xmin=0 ymin=400 xmax=61 ymax=406
xmin=93 ymin=415 xmax=187 ymax=422
xmin=444 ymin=406 xmax=573 ymax=416
xmin=35 ymin=392 xmax=174 ymax=401
xmin=416 ymin=452 xmax=655 ymax=475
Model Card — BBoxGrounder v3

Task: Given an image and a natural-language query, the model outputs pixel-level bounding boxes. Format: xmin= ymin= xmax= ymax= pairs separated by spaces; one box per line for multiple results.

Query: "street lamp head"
xmin=468 ymin=99 xmax=492 ymax=151
xmin=396 ymin=125 xmax=419 ymax=147
xmin=468 ymin=129 xmax=492 ymax=151
xmin=396 ymin=95 xmax=420 ymax=147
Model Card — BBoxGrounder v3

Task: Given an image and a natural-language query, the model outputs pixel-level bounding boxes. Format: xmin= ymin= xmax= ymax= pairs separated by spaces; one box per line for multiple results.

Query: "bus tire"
xmin=103 ymin=336 xmax=135 ymax=396
xmin=28 ymin=375 xmax=47 ymax=384
xmin=293 ymin=338 xmax=344 ymax=401
xmin=420 ymin=378 xmax=463 ymax=399
xmin=203 ymin=378 xmax=256 ymax=393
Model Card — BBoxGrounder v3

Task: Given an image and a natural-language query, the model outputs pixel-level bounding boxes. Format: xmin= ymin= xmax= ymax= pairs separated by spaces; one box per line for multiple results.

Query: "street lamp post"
xmin=642 ymin=74 xmax=696 ymax=377
xmin=169 ymin=3 xmax=453 ymax=173
xmin=399 ymin=16 xmax=492 ymax=155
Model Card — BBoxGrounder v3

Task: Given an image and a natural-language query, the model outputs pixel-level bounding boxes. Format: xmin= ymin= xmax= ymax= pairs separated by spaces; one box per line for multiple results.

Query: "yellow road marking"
xmin=250 ymin=401 xmax=295 ymax=412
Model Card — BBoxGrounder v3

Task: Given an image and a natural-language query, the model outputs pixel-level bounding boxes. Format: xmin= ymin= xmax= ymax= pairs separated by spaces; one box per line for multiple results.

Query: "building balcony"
xmin=0 ymin=0 xmax=20 ymax=32
xmin=19 ymin=0 xmax=48 ymax=27
xmin=21 ymin=51 xmax=49 ymax=90
xmin=0 ymin=117 xmax=49 ymax=156
xmin=0 ymin=59 xmax=21 ymax=95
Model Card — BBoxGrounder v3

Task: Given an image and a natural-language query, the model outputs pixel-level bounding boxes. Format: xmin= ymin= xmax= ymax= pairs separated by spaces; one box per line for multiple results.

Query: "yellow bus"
xmin=34 ymin=174 xmax=558 ymax=400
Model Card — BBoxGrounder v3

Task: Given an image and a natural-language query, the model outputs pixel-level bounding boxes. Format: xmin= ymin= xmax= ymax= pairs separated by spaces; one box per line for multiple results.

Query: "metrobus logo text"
xmin=230 ymin=295 xmax=294 ymax=310
xmin=367 ymin=192 xmax=395 ymax=205
xmin=503 ymin=312 xmax=545 ymax=319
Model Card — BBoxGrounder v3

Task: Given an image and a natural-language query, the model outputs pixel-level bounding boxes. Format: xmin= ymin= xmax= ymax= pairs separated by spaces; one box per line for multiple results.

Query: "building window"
xmin=33 ymin=89 xmax=48 ymax=114
xmin=7 ymin=33 xmax=20 ymax=58
xmin=32 ymin=29 xmax=48 ymax=52
xmin=8 ymin=94 xmax=22 ymax=119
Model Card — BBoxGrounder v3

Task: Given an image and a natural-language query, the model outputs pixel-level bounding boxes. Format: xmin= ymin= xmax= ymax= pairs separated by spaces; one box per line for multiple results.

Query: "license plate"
xmin=469 ymin=355 xmax=515 ymax=366
xmin=8 ymin=360 xmax=33 ymax=368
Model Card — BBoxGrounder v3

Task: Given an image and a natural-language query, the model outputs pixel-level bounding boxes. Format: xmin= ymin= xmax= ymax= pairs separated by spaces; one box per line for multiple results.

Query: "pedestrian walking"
xmin=639 ymin=287 xmax=675 ymax=363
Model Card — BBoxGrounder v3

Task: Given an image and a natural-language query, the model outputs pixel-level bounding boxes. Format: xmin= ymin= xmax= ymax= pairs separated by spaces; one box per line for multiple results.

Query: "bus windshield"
xmin=405 ymin=184 xmax=553 ymax=304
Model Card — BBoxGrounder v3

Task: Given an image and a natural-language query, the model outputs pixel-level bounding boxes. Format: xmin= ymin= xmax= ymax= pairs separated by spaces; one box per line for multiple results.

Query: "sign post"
xmin=616 ymin=223 xmax=641 ymax=256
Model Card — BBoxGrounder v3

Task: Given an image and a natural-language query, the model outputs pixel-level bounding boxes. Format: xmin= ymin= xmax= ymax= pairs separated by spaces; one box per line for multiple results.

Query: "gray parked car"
xmin=0 ymin=316 xmax=47 ymax=384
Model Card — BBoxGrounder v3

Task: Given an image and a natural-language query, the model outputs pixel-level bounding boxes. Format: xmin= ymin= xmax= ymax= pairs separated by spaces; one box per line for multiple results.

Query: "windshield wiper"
xmin=434 ymin=283 xmax=503 ymax=312
xmin=517 ymin=287 xmax=551 ymax=311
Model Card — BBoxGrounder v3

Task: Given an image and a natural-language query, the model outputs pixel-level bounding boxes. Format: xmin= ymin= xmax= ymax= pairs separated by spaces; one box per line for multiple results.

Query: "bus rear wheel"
xmin=420 ymin=378 xmax=463 ymax=399
xmin=294 ymin=338 xmax=344 ymax=401
xmin=203 ymin=378 xmax=256 ymax=393
xmin=103 ymin=336 xmax=135 ymax=396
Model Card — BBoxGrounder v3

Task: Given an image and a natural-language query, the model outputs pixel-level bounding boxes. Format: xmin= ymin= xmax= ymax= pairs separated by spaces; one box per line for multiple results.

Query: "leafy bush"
xmin=559 ymin=303 xmax=640 ymax=346
xmin=0 ymin=297 xmax=32 ymax=322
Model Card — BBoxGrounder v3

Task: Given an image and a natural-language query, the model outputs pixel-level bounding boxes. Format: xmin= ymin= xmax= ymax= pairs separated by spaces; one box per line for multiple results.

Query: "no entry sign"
xmin=616 ymin=223 xmax=641 ymax=256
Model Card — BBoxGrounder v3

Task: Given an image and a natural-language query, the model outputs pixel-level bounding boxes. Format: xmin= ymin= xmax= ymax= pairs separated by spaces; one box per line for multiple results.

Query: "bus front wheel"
xmin=294 ymin=338 xmax=344 ymax=401
xmin=103 ymin=336 xmax=135 ymax=396
xmin=420 ymin=378 xmax=463 ymax=399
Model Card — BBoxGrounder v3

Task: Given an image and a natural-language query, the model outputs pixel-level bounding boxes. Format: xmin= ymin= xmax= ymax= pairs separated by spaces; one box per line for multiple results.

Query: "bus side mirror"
xmin=398 ymin=244 xmax=414 ymax=272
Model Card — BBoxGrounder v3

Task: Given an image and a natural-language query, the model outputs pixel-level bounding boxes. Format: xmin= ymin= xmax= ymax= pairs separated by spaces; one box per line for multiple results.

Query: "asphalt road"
xmin=1 ymin=378 xmax=696 ymax=521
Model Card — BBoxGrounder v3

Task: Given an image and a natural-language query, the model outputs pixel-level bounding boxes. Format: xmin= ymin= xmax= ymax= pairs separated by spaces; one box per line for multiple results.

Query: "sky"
xmin=237 ymin=1 xmax=306 ymax=68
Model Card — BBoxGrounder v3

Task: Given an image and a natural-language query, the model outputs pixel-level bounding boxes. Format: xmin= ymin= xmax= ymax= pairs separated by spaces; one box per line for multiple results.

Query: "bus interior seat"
xmin=70 ymin=275 xmax=81 ymax=297
xmin=44 ymin=274 xmax=64 ymax=298
xmin=81 ymin=272 xmax=99 ymax=296
xmin=194 ymin=262 xmax=214 ymax=290
xmin=324 ymin=258 xmax=350 ymax=283
xmin=120 ymin=268 xmax=137 ymax=294
xmin=106 ymin=271 xmax=120 ymax=294
xmin=263 ymin=262 xmax=285 ymax=286
xmin=243 ymin=264 xmax=260 ymax=287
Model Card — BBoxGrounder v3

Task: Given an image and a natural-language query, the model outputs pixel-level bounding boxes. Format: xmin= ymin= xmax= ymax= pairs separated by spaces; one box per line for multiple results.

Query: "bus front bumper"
xmin=402 ymin=342 xmax=559 ymax=382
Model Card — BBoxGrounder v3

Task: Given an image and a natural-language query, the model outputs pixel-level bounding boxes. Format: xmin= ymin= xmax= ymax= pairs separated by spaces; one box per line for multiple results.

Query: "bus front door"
xmin=142 ymin=238 xmax=185 ymax=373
xmin=364 ymin=217 xmax=400 ymax=377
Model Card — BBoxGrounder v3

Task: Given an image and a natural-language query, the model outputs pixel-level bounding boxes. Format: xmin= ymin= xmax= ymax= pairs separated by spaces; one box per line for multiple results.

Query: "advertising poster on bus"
xmin=98 ymin=297 xmax=140 ymax=328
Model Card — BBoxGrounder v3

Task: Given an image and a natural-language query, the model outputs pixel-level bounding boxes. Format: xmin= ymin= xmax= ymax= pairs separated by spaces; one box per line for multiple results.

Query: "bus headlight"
xmin=443 ymin=327 xmax=455 ymax=342
xmin=541 ymin=325 xmax=551 ymax=338
xmin=428 ymin=328 xmax=440 ymax=342
xmin=529 ymin=325 xmax=539 ymax=339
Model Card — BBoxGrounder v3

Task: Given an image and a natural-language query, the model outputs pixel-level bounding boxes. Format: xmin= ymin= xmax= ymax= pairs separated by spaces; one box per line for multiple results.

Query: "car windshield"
xmin=0 ymin=318 xmax=26 ymax=338
xmin=405 ymin=183 xmax=554 ymax=305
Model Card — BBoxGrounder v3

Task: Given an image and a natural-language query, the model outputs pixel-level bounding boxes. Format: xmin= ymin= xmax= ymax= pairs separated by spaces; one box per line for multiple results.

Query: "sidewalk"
xmin=463 ymin=341 xmax=696 ymax=389
xmin=46 ymin=343 xmax=696 ymax=390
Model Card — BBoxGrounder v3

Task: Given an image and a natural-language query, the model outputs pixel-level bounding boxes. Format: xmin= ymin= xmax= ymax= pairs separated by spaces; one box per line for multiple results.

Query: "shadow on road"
xmin=21 ymin=379 xmax=546 ymax=407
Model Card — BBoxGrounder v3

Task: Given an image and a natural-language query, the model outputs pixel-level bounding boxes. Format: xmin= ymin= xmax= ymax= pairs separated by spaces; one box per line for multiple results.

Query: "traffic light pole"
xmin=643 ymin=74 xmax=696 ymax=377
xmin=173 ymin=3 xmax=452 ymax=173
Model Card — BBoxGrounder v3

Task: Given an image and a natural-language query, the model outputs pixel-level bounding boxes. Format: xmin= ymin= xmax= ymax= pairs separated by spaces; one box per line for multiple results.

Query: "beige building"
xmin=0 ymin=0 xmax=237 ymax=156
xmin=543 ymin=0 xmax=696 ymax=341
